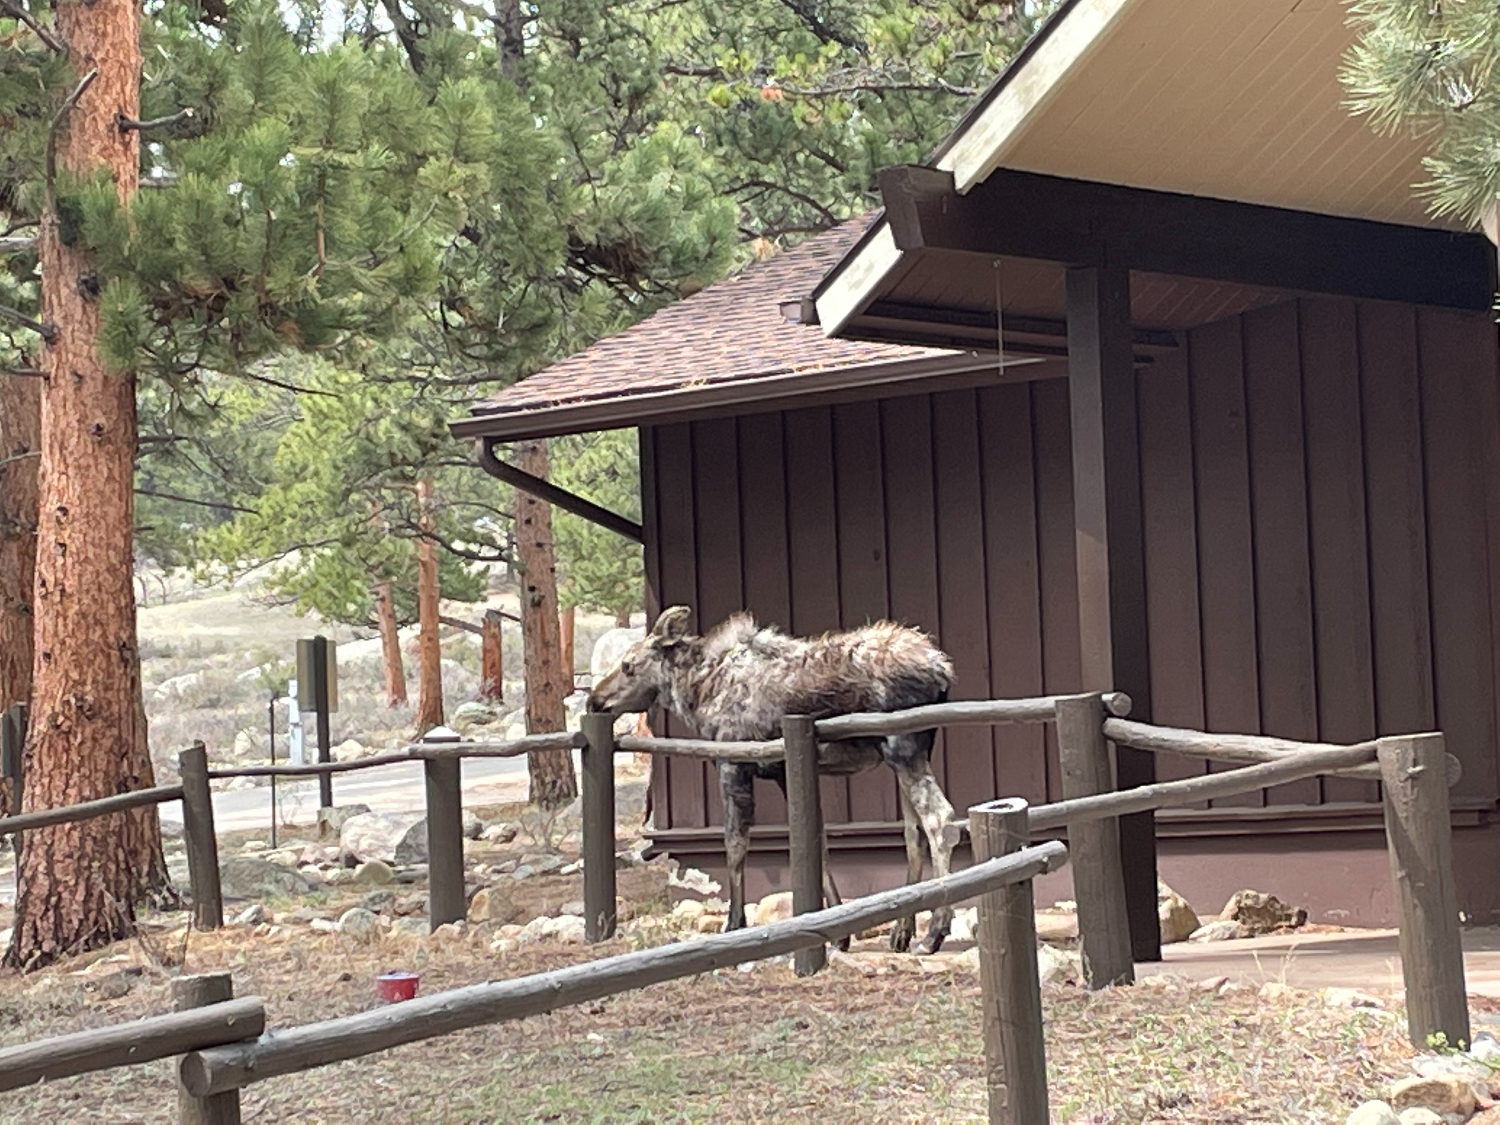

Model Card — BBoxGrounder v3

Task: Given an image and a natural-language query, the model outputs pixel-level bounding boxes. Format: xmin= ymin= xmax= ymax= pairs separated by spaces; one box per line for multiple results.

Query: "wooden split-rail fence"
xmin=0 ymin=692 xmax=1472 ymax=1124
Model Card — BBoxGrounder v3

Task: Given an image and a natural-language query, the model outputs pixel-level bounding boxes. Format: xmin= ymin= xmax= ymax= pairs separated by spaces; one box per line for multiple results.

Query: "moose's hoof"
xmin=914 ymin=931 xmax=947 ymax=956
xmin=834 ymin=934 xmax=852 ymax=953
xmin=889 ymin=919 xmax=915 ymax=953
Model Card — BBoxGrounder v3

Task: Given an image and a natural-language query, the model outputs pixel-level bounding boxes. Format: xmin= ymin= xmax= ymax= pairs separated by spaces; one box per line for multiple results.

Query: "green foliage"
xmin=552 ymin=430 xmax=643 ymax=618
xmin=1343 ymin=0 xmax=1500 ymax=224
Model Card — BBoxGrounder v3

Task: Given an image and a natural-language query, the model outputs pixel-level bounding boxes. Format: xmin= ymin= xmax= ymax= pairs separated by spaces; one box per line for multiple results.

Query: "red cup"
xmin=375 ymin=971 xmax=419 ymax=1002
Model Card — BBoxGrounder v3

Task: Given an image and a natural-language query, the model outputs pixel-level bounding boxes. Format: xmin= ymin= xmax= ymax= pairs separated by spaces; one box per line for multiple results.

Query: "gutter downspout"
xmin=476 ymin=436 xmax=644 ymax=544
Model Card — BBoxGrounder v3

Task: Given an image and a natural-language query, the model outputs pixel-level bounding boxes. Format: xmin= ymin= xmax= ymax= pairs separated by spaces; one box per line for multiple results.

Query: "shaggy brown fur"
xmin=588 ymin=606 xmax=961 ymax=954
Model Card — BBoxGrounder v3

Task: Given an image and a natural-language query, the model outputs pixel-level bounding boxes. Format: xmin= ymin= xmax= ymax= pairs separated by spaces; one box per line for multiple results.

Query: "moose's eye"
xmin=621 ymin=660 xmax=636 ymax=676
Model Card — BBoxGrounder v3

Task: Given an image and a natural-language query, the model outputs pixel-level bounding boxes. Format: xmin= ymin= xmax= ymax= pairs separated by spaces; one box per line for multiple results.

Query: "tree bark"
xmin=0 ymin=373 xmax=40 ymax=710
xmin=615 ymin=610 xmax=631 ymax=628
xmin=414 ymin=479 xmax=443 ymax=734
xmin=480 ymin=609 xmax=503 ymax=702
xmin=8 ymin=0 xmax=164 ymax=970
xmin=373 ymin=581 xmax=408 ymax=707
xmin=515 ymin=441 xmax=576 ymax=808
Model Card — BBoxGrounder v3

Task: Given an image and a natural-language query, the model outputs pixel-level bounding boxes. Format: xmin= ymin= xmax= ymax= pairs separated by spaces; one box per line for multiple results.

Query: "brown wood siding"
xmin=642 ymin=297 xmax=1500 ymax=834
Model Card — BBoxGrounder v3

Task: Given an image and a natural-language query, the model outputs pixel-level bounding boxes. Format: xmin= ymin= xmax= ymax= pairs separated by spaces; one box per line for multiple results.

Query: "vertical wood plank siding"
xmin=642 ymin=298 xmax=1500 ymax=833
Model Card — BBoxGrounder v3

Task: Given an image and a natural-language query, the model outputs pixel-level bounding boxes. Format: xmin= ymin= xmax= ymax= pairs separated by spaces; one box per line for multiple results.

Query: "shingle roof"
xmin=461 ymin=214 xmax=961 ymax=428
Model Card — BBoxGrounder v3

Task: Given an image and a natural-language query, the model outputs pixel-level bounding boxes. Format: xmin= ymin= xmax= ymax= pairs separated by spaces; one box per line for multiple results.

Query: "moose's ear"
xmin=651 ymin=605 xmax=693 ymax=646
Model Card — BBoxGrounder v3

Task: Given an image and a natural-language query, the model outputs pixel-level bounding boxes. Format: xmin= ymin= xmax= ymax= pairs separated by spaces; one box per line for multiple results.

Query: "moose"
xmin=587 ymin=605 xmax=961 ymax=955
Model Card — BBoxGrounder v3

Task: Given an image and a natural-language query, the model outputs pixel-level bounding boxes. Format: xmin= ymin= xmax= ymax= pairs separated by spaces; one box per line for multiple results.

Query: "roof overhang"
xmin=815 ymin=0 xmax=1498 ymax=339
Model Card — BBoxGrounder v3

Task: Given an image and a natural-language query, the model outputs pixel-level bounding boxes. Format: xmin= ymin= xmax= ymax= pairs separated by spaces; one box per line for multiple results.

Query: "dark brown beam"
xmin=863 ymin=300 xmax=1180 ymax=348
xmin=476 ymin=437 xmax=643 ymax=543
xmin=1066 ymin=257 xmax=1160 ymax=963
xmin=875 ymin=165 xmax=1496 ymax=311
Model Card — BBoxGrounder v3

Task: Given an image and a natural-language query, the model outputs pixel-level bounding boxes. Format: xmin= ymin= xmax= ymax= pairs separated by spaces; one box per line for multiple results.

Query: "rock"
xmin=462 ymin=811 xmax=484 ymax=840
xmin=468 ymin=887 xmax=526 ymax=926
xmin=265 ymin=849 xmax=301 ymax=868
xmin=519 ymin=853 xmax=566 ymax=876
xmin=551 ymin=915 xmax=587 ymax=944
xmin=431 ymin=922 xmax=466 ymax=941
xmin=482 ymin=823 xmax=518 ymax=844
xmin=310 ymin=918 xmax=340 ymax=933
xmin=332 ymin=739 xmax=367 ymax=763
xmin=668 ymin=865 xmax=721 ymax=896
xmin=491 ymin=937 xmax=520 ymax=955
xmin=0 ymin=928 xmax=11 ymax=949
xmin=751 ymin=891 xmax=794 ymax=926
xmin=1258 ymin=981 xmax=1300 ymax=1002
xmin=152 ymin=670 xmax=202 ymax=702
xmin=451 ymin=701 xmax=503 ymax=736
xmin=391 ymin=917 xmax=429 ymax=937
xmin=672 ymin=900 xmax=707 ymax=925
xmin=1158 ymin=881 xmax=1201 ymax=944
xmin=394 ymin=893 xmax=426 ymax=916
xmin=219 ymin=856 xmax=314 ymax=899
xmin=1219 ymin=889 xmax=1307 ymax=935
xmin=1036 ymin=943 xmax=1081 ymax=986
xmin=561 ymin=899 xmax=585 ymax=917
xmin=495 ymin=859 xmax=518 ymax=875
xmin=354 ymin=860 xmax=396 ymax=886
xmin=338 ymin=907 xmax=381 ymax=942
xmin=559 ymin=860 xmax=584 ymax=876
xmin=1324 ymin=988 xmax=1385 ymax=1009
xmin=512 ymin=866 xmax=536 ymax=882
xmin=341 ymin=812 xmax=427 ymax=865
xmin=232 ymin=904 xmax=268 ymax=926
xmin=1470 ymin=1032 xmax=1500 ymax=1064
xmin=1189 ymin=919 xmax=1249 ymax=943
xmin=324 ymin=868 xmax=355 ymax=886
xmin=240 ymin=840 xmax=268 ymax=852
xmin=316 ymin=804 xmax=372 ymax=840
xmin=1035 ymin=911 xmax=1078 ymax=944
xmin=950 ymin=907 xmax=979 ymax=944
xmin=298 ymin=865 xmax=325 ymax=885
xmin=694 ymin=914 xmax=725 ymax=934
xmin=1397 ymin=1110 xmax=1447 ymax=1125
xmin=361 ymin=890 xmax=397 ymax=912
xmin=1345 ymin=1103 xmax=1401 ymax=1125
xmin=1388 ymin=1076 xmax=1477 ymax=1119
xmin=591 ymin=627 xmax=645 ymax=681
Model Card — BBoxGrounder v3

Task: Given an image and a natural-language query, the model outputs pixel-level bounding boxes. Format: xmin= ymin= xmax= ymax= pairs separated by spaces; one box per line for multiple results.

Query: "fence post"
xmin=1378 ymin=733 xmax=1470 ymax=1050
xmin=179 ymin=742 xmax=223 ymax=931
xmin=173 ymin=972 xmax=243 ymax=1125
xmin=2 ymin=703 xmax=25 ymax=861
xmin=783 ymin=714 xmax=825 ymax=977
xmin=1053 ymin=693 xmax=1134 ymax=988
xmin=581 ymin=712 xmax=618 ymax=942
xmin=421 ymin=728 xmax=466 ymax=931
xmin=970 ymin=797 xmax=1049 ymax=1125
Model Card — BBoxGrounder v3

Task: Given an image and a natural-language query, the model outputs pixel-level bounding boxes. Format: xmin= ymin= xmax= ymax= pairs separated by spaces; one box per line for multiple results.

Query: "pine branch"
xmin=116 ymin=107 xmax=197 ymax=134
xmin=0 ymin=305 xmax=55 ymax=345
xmin=239 ymin=369 xmax=339 ymax=398
xmin=46 ymin=69 xmax=98 ymax=197
xmin=0 ymin=237 xmax=37 ymax=254
xmin=134 ymin=487 xmax=259 ymax=515
xmin=1 ymin=0 xmax=65 ymax=52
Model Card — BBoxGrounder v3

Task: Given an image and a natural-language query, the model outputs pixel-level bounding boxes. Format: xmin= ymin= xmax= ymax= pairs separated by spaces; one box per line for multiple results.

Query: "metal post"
xmin=267 ymin=693 xmax=277 ymax=851
xmin=1378 ymin=733 xmax=1470 ymax=1050
xmin=312 ymin=636 xmax=333 ymax=810
xmin=179 ymin=742 xmax=223 ymax=930
xmin=1053 ymin=693 xmax=1134 ymax=988
xmin=783 ymin=714 xmax=825 ymax=976
xmin=971 ymin=797 xmax=1050 ymax=1125
xmin=581 ymin=712 xmax=618 ymax=942
xmin=422 ymin=727 xmax=466 ymax=930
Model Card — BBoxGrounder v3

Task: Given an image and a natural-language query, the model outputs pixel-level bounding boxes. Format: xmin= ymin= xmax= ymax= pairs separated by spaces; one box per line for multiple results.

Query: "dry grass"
xmin=0 ymin=910 xmax=1418 ymax=1125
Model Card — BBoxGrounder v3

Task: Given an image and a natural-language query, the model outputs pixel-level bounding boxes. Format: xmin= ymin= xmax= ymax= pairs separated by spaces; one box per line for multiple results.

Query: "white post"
xmin=287 ymin=679 xmax=305 ymax=766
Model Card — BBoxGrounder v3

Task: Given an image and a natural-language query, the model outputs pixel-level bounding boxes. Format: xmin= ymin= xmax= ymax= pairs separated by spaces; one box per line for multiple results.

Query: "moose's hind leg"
xmin=720 ymin=762 xmax=757 ymax=930
xmin=889 ymin=784 xmax=927 ymax=953
xmin=892 ymin=747 xmax=958 ymax=955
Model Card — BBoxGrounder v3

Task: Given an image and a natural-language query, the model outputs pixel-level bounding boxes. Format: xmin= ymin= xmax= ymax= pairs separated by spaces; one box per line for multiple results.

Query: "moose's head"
xmin=586 ymin=605 xmax=694 ymax=716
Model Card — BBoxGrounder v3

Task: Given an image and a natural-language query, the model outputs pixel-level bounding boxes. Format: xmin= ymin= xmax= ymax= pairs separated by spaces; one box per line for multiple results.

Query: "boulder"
xmin=750 ymin=891 xmax=794 ymax=927
xmin=519 ymin=853 xmax=566 ymax=876
xmin=337 ymin=907 xmax=381 ymax=943
xmin=391 ymin=917 xmax=429 ymax=937
xmin=1323 ymin=988 xmax=1385 ymax=1009
xmin=591 ymin=627 xmax=644 ymax=681
xmin=232 ymin=904 xmax=267 ymax=926
xmin=463 ymin=810 xmax=484 ymax=840
xmin=1036 ymin=943 xmax=1081 ymax=987
xmin=332 ymin=739 xmax=368 ymax=763
xmin=1158 ymin=881 xmax=1201 ymax=944
xmin=1388 ymin=1076 xmax=1477 ymax=1119
xmin=341 ymin=812 xmax=427 ymax=866
xmin=482 ymin=823 xmax=518 ymax=844
xmin=950 ymin=907 xmax=979 ymax=944
xmin=317 ymin=804 xmax=371 ymax=841
xmin=1219 ymin=889 xmax=1306 ymax=935
xmin=219 ymin=857 xmax=313 ymax=899
xmin=353 ymin=860 xmax=396 ymax=886
xmin=1346 ymin=1103 xmax=1401 ymax=1125
xmin=361 ymin=890 xmax=397 ymax=912
xmin=491 ymin=937 xmax=521 ymax=955
xmin=1396 ymin=1110 xmax=1446 ymax=1125
xmin=518 ymin=914 xmax=588 ymax=945
xmin=1189 ymin=919 xmax=1248 ymax=943
xmin=450 ymin=701 xmax=503 ymax=736
xmin=1035 ymin=910 xmax=1078 ymax=944
xmin=695 ymin=914 xmax=726 ymax=934
xmin=468 ymin=887 xmax=526 ymax=926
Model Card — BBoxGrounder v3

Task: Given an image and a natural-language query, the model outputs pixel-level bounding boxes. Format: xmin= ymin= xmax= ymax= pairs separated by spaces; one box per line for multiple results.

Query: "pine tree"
xmin=0 ymin=373 xmax=39 ymax=711
xmin=1343 ymin=0 xmax=1500 ymax=224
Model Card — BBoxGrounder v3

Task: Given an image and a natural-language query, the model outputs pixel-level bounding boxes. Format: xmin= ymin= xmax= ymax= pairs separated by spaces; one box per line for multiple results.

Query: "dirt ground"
xmin=0 ymin=825 xmax=1428 ymax=1125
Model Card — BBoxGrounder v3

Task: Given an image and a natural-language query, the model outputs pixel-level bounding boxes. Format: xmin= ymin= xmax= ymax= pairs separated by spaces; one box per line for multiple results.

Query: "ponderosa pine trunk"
xmin=373 ymin=581 xmax=408 ymax=707
xmin=0 ymin=374 xmax=40 ymax=711
xmin=414 ymin=479 xmax=443 ymax=733
xmin=515 ymin=440 xmax=576 ymax=808
xmin=8 ymin=0 xmax=166 ymax=969
xmin=480 ymin=608 xmax=503 ymax=702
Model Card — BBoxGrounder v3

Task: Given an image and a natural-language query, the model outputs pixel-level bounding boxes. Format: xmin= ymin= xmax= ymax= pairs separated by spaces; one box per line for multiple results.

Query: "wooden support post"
xmin=1067 ymin=259 xmax=1160 ymax=963
xmin=173 ymin=973 xmax=243 ymax=1125
xmin=1053 ymin=694 xmax=1134 ymax=987
xmin=1378 ymin=733 xmax=1470 ymax=1049
xmin=179 ymin=742 xmax=223 ymax=930
xmin=970 ymin=798 xmax=1050 ymax=1125
xmin=312 ymin=636 xmax=333 ymax=810
xmin=581 ymin=712 xmax=618 ymax=942
xmin=481 ymin=610 xmax=504 ymax=702
xmin=423 ymin=729 xmax=466 ymax=931
xmin=783 ymin=715 xmax=826 ymax=977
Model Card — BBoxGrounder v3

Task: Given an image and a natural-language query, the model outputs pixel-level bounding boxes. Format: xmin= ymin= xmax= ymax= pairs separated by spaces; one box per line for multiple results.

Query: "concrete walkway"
xmin=1142 ymin=926 xmax=1500 ymax=1002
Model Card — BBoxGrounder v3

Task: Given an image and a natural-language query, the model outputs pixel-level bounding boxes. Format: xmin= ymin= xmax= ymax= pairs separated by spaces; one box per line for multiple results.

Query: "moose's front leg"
xmin=720 ymin=762 xmax=757 ymax=930
xmin=894 ymin=759 xmax=959 ymax=955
